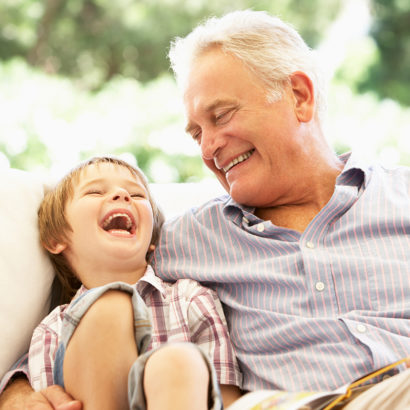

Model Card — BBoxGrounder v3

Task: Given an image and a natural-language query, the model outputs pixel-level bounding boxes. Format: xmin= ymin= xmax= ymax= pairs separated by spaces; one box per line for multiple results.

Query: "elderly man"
xmin=1 ymin=9 xmax=409 ymax=410
xmin=153 ymin=9 xmax=410 ymax=407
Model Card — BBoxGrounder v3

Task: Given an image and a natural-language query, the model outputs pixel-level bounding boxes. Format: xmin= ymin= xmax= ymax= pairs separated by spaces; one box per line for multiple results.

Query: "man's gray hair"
xmin=169 ymin=10 xmax=326 ymax=119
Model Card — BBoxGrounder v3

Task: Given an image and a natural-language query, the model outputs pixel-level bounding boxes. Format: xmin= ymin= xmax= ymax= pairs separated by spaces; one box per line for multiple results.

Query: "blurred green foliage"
xmin=0 ymin=0 xmax=341 ymax=89
xmin=0 ymin=0 xmax=409 ymax=180
xmin=357 ymin=0 xmax=410 ymax=106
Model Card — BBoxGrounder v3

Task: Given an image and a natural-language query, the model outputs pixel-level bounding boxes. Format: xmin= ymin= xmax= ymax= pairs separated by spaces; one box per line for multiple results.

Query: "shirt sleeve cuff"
xmin=0 ymin=354 xmax=29 ymax=394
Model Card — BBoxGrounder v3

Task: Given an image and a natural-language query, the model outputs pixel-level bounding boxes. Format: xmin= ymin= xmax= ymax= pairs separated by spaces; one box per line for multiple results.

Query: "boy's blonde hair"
xmin=38 ymin=156 xmax=165 ymax=304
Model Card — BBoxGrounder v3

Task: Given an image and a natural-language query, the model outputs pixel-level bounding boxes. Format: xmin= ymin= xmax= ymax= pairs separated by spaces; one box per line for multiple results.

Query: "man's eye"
xmin=215 ymin=108 xmax=236 ymax=124
xmin=192 ymin=130 xmax=202 ymax=144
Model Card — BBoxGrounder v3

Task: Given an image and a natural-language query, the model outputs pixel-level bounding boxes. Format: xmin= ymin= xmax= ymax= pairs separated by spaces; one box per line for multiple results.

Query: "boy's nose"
xmin=112 ymin=189 xmax=130 ymax=202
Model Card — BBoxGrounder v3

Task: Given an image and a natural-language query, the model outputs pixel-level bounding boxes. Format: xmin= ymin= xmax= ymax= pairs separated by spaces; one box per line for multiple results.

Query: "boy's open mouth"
xmin=101 ymin=210 xmax=136 ymax=235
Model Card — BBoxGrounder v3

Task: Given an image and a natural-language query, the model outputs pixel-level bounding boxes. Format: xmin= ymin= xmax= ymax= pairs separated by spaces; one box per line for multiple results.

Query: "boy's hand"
xmin=0 ymin=378 xmax=82 ymax=410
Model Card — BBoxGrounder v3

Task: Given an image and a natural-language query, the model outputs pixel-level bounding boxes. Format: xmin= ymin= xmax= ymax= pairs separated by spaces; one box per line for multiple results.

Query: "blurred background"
xmin=0 ymin=0 xmax=409 ymax=183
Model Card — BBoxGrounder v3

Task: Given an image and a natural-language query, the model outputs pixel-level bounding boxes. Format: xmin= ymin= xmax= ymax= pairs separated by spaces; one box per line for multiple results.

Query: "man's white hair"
xmin=169 ymin=10 xmax=326 ymax=119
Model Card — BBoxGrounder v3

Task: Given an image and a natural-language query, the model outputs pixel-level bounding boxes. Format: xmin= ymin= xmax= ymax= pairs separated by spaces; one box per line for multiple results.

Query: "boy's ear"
xmin=44 ymin=241 xmax=67 ymax=255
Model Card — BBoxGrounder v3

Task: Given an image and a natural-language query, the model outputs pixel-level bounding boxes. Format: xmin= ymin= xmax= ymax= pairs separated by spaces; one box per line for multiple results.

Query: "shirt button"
xmin=242 ymin=216 xmax=249 ymax=224
xmin=315 ymin=281 xmax=325 ymax=292
xmin=356 ymin=324 xmax=367 ymax=333
xmin=256 ymin=223 xmax=265 ymax=232
xmin=306 ymin=241 xmax=315 ymax=249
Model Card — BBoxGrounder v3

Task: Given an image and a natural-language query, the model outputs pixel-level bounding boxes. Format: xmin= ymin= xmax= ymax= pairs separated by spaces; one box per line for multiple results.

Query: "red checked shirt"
xmin=24 ymin=265 xmax=242 ymax=391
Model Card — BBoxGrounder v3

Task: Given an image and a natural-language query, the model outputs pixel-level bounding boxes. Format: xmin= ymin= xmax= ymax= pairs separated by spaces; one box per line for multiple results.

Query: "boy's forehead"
xmin=75 ymin=162 xmax=142 ymax=185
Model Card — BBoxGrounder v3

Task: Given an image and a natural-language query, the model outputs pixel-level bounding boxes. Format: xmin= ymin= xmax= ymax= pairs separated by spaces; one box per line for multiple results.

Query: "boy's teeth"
xmin=223 ymin=150 xmax=254 ymax=173
xmin=108 ymin=229 xmax=131 ymax=235
xmin=102 ymin=213 xmax=133 ymax=231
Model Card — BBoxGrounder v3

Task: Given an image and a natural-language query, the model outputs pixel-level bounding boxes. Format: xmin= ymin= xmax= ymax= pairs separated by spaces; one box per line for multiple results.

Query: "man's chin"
xmin=229 ymin=183 xmax=255 ymax=206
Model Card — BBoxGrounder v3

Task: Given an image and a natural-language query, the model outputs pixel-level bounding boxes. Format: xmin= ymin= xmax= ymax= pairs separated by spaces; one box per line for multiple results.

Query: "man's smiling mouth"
xmin=222 ymin=149 xmax=255 ymax=173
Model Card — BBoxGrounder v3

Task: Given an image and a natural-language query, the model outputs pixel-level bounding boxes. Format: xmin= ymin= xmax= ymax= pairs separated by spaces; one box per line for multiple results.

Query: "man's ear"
xmin=44 ymin=241 xmax=67 ymax=255
xmin=290 ymin=71 xmax=315 ymax=122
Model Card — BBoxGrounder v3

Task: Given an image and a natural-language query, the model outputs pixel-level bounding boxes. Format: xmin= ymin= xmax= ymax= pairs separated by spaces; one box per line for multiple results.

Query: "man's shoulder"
xmin=370 ymin=161 xmax=410 ymax=188
xmin=346 ymin=152 xmax=410 ymax=191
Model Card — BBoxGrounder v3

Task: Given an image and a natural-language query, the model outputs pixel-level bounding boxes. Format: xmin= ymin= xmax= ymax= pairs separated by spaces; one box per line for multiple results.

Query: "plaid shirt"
xmin=2 ymin=265 xmax=241 ymax=392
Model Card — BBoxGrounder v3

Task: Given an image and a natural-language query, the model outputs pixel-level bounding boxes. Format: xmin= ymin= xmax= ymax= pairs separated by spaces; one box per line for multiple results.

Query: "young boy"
xmin=28 ymin=156 xmax=242 ymax=410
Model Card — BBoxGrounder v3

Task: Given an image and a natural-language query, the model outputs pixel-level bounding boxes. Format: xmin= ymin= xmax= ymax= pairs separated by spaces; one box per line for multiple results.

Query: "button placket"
xmin=315 ymin=281 xmax=325 ymax=292
xmin=306 ymin=241 xmax=315 ymax=249
xmin=256 ymin=223 xmax=265 ymax=232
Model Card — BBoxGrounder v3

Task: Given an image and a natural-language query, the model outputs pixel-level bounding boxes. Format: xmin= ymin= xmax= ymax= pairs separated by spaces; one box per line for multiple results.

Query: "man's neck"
xmin=255 ymin=157 xmax=344 ymax=233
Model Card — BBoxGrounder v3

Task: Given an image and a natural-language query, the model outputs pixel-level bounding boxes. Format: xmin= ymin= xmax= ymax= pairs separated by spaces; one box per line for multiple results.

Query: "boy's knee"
xmin=86 ymin=290 xmax=133 ymax=322
xmin=145 ymin=343 xmax=209 ymax=382
xmin=69 ymin=290 xmax=135 ymax=342
xmin=142 ymin=344 xmax=211 ymax=409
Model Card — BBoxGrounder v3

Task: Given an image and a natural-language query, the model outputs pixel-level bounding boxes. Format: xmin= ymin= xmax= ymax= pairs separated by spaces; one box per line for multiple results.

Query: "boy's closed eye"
xmin=131 ymin=193 xmax=146 ymax=199
xmin=86 ymin=190 xmax=103 ymax=195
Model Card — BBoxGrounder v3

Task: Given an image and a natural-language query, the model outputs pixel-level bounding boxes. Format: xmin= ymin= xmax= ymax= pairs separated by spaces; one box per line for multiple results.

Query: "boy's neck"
xmin=80 ymin=264 xmax=148 ymax=289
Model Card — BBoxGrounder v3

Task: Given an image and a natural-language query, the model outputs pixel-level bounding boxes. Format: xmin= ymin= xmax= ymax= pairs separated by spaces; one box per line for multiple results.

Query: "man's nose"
xmin=111 ymin=188 xmax=130 ymax=202
xmin=200 ymin=129 xmax=224 ymax=161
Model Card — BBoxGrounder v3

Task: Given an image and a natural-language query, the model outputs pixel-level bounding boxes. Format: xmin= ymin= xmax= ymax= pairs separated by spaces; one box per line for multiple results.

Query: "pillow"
xmin=150 ymin=180 xmax=225 ymax=219
xmin=0 ymin=168 xmax=54 ymax=380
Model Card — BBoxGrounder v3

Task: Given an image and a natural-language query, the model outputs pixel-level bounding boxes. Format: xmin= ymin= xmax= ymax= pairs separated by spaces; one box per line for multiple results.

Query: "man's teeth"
xmin=223 ymin=150 xmax=254 ymax=173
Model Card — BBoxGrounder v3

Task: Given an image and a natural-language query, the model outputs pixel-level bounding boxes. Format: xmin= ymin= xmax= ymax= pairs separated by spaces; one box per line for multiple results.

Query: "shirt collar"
xmin=337 ymin=151 xmax=370 ymax=189
xmin=136 ymin=265 xmax=167 ymax=297
xmin=72 ymin=265 xmax=166 ymax=301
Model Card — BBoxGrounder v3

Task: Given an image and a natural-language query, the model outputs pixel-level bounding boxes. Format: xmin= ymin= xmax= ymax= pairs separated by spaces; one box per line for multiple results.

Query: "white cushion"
xmin=150 ymin=180 xmax=225 ymax=219
xmin=0 ymin=169 xmax=54 ymax=380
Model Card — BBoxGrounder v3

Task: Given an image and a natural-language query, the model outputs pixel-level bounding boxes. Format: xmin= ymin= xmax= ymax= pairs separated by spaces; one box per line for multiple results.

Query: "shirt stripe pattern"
xmin=152 ymin=152 xmax=410 ymax=392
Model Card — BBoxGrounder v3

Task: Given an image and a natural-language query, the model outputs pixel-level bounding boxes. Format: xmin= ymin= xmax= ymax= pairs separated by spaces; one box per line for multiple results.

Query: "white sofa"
xmin=0 ymin=167 xmax=224 ymax=380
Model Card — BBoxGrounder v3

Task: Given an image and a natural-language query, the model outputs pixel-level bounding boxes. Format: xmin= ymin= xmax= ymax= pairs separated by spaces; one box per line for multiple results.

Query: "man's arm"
xmin=0 ymin=376 xmax=81 ymax=410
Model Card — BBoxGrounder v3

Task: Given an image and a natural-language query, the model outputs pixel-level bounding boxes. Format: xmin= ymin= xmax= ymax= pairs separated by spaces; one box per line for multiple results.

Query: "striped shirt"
xmin=152 ymin=152 xmax=410 ymax=392
xmin=2 ymin=266 xmax=241 ymax=392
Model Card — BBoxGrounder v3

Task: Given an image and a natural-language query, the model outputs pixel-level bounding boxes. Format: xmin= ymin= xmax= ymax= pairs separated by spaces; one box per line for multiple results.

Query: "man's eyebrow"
xmin=204 ymin=98 xmax=237 ymax=112
xmin=185 ymin=99 xmax=237 ymax=133
xmin=185 ymin=123 xmax=198 ymax=134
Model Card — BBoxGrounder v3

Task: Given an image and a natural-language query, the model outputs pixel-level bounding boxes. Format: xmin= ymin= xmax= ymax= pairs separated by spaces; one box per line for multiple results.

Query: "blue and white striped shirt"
xmin=152 ymin=152 xmax=410 ymax=392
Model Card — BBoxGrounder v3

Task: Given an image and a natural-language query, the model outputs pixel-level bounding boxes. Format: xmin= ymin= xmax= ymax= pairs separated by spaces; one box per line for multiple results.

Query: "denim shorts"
xmin=53 ymin=281 xmax=222 ymax=409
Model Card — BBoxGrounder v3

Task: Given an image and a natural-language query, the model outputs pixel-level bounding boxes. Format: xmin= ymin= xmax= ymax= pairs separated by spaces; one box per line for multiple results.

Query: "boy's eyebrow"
xmin=79 ymin=177 xmax=146 ymax=190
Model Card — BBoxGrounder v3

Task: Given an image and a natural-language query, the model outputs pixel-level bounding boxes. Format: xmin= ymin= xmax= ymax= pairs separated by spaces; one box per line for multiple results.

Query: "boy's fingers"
xmin=40 ymin=385 xmax=82 ymax=410
xmin=56 ymin=402 xmax=82 ymax=410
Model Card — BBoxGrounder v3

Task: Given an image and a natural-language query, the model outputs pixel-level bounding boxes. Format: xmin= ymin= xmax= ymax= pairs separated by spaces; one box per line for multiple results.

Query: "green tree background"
xmin=0 ymin=0 xmax=409 ymax=182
